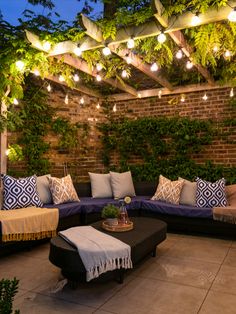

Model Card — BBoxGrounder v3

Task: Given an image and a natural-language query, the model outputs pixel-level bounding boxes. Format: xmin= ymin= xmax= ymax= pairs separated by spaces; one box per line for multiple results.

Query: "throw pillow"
xmin=36 ymin=174 xmax=52 ymax=204
xmin=109 ymin=171 xmax=136 ymax=199
xmin=196 ymin=177 xmax=227 ymax=208
xmin=225 ymin=184 xmax=236 ymax=206
xmin=179 ymin=177 xmax=197 ymax=206
xmin=48 ymin=174 xmax=79 ymax=205
xmin=88 ymin=172 xmax=113 ymax=198
xmin=152 ymin=175 xmax=184 ymax=205
xmin=1 ymin=174 xmax=43 ymax=210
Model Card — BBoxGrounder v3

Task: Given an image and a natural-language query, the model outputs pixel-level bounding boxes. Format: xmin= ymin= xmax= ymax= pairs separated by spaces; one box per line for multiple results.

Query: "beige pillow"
xmin=226 ymin=184 xmax=236 ymax=206
xmin=110 ymin=171 xmax=136 ymax=199
xmin=37 ymin=174 xmax=52 ymax=204
xmin=152 ymin=175 xmax=184 ymax=205
xmin=179 ymin=177 xmax=197 ymax=206
xmin=48 ymin=174 xmax=79 ymax=205
xmin=89 ymin=172 xmax=113 ymax=198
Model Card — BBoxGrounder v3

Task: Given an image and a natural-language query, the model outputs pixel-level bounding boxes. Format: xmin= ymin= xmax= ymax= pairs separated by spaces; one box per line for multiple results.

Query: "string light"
xmin=47 ymin=84 xmax=51 ymax=92
xmin=150 ymin=62 xmax=158 ymax=72
xmin=96 ymin=63 xmax=103 ymax=71
xmin=176 ymin=50 xmax=183 ymax=59
xmin=73 ymin=74 xmax=79 ymax=82
xmin=126 ymin=56 xmax=132 ymax=64
xmin=74 ymin=46 xmax=82 ymax=56
xmin=64 ymin=94 xmax=69 ymax=105
xmin=121 ymin=70 xmax=128 ymax=78
xmin=230 ymin=88 xmax=234 ymax=97
xmin=213 ymin=45 xmax=219 ymax=52
xmin=224 ymin=50 xmax=231 ymax=58
xmin=127 ymin=37 xmax=135 ymax=49
xmin=33 ymin=69 xmax=40 ymax=76
xmin=96 ymin=74 xmax=102 ymax=81
xmin=157 ymin=32 xmax=166 ymax=43
xmin=80 ymin=97 xmax=85 ymax=105
xmin=102 ymin=45 xmax=111 ymax=56
xmin=15 ymin=60 xmax=25 ymax=72
xmin=186 ymin=60 xmax=193 ymax=69
xmin=191 ymin=13 xmax=201 ymax=26
xmin=13 ymin=98 xmax=19 ymax=105
xmin=180 ymin=95 xmax=185 ymax=102
xmin=113 ymin=104 xmax=117 ymax=112
xmin=96 ymin=103 xmax=100 ymax=109
xmin=59 ymin=75 xmax=65 ymax=82
xmin=202 ymin=93 xmax=208 ymax=101
xmin=228 ymin=8 xmax=236 ymax=22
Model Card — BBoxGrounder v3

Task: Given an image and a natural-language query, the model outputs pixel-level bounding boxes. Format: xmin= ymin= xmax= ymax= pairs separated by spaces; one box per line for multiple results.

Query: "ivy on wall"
xmin=98 ymin=116 xmax=236 ymax=183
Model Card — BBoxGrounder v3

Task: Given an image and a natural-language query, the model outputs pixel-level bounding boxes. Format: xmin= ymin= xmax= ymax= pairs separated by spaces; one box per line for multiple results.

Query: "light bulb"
xmin=213 ymin=45 xmax=219 ymax=52
xmin=228 ymin=8 xmax=236 ymax=22
xmin=13 ymin=98 xmax=19 ymax=105
xmin=121 ymin=70 xmax=128 ymax=78
xmin=96 ymin=74 xmax=102 ymax=81
xmin=176 ymin=50 xmax=183 ymax=59
xmin=202 ymin=93 xmax=208 ymax=101
xmin=150 ymin=62 xmax=158 ymax=72
xmin=59 ymin=75 xmax=65 ymax=82
xmin=186 ymin=60 xmax=193 ymax=69
xmin=102 ymin=46 xmax=111 ymax=56
xmin=47 ymin=84 xmax=51 ymax=92
xmin=127 ymin=38 xmax=135 ymax=49
xmin=42 ymin=41 xmax=51 ymax=51
xmin=191 ymin=14 xmax=201 ymax=26
xmin=33 ymin=69 xmax=40 ymax=76
xmin=65 ymin=94 xmax=69 ymax=105
xmin=126 ymin=56 xmax=132 ymax=64
xmin=138 ymin=93 xmax=142 ymax=98
xmin=74 ymin=46 xmax=82 ymax=56
xmin=96 ymin=63 xmax=103 ymax=71
xmin=230 ymin=88 xmax=234 ymax=97
xmin=73 ymin=74 xmax=79 ymax=82
xmin=113 ymin=104 xmax=117 ymax=112
xmin=158 ymin=90 xmax=162 ymax=99
xmin=96 ymin=103 xmax=100 ymax=109
xmin=157 ymin=32 xmax=166 ymax=44
xmin=224 ymin=50 xmax=231 ymax=58
xmin=5 ymin=149 xmax=9 ymax=156
xmin=80 ymin=97 xmax=85 ymax=104
xmin=180 ymin=95 xmax=185 ymax=102
xmin=15 ymin=60 xmax=25 ymax=71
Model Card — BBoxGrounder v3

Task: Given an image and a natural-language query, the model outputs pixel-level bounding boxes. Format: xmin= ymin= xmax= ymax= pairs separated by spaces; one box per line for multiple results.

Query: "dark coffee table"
xmin=49 ymin=217 xmax=167 ymax=286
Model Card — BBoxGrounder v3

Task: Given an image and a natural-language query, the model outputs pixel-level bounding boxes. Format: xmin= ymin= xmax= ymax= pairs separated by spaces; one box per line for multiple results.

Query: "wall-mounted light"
xmin=127 ymin=37 xmax=135 ymax=49
xmin=157 ymin=32 xmax=166 ymax=44
xmin=102 ymin=45 xmax=111 ymax=56
xmin=176 ymin=50 xmax=183 ymax=59
xmin=64 ymin=94 xmax=69 ymax=105
xmin=158 ymin=90 xmax=162 ymax=99
xmin=113 ymin=104 xmax=117 ymax=112
xmin=191 ymin=13 xmax=201 ymax=26
xmin=228 ymin=8 xmax=236 ymax=22
xmin=74 ymin=46 xmax=82 ymax=56
xmin=202 ymin=93 xmax=208 ymax=101
xmin=180 ymin=94 xmax=185 ymax=102
xmin=150 ymin=62 xmax=158 ymax=72
xmin=80 ymin=97 xmax=85 ymax=105
xmin=96 ymin=103 xmax=100 ymax=109
xmin=230 ymin=88 xmax=234 ymax=97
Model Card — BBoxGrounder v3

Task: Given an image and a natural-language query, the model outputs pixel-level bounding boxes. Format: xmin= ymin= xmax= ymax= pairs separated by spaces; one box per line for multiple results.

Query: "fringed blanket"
xmin=59 ymin=226 xmax=133 ymax=282
xmin=0 ymin=207 xmax=59 ymax=242
xmin=213 ymin=206 xmax=236 ymax=224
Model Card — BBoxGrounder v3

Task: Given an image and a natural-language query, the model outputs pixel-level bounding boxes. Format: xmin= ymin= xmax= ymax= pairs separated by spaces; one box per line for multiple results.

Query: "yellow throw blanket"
xmin=0 ymin=207 xmax=59 ymax=242
xmin=213 ymin=206 xmax=236 ymax=224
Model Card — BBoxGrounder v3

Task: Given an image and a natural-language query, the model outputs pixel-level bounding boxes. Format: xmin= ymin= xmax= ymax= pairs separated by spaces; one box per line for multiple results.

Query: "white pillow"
xmin=179 ymin=177 xmax=197 ymax=206
xmin=109 ymin=171 xmax=136 ymax=199
xmin=37 ymin=174 xmax=52 ymax=204
xmin=89 ymin=172 xmax=113 ymax=198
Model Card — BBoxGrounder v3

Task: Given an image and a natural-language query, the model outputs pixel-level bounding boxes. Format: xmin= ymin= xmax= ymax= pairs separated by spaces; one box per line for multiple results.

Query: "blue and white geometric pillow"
xmin=196 ymin=177 xmax=227 ymax=208
xmin=1 ymin=174 xmax=43 ymax=210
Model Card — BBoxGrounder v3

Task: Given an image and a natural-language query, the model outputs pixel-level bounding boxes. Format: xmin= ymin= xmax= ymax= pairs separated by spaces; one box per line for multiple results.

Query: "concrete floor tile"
xmin=211 ymin=265 xmax=236 ymax=294
xmin=100 ymin=277 xmax=207 ymax=314
xmin=135 ymin=256 xmax=220 ymax=289
xmin=14 ymin=291 xmax=96 ymax=314
xmin=199 ymin=291 xmax=236 ymax=314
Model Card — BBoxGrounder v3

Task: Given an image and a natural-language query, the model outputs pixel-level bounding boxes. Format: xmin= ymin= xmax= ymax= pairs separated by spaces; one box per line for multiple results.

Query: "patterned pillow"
xmin=48 ymin=174 xmax=79 ymax=205
xmin=1 ymin=174 xmax=43 ymax=210
xmin=151 ymin=175 xmax=184 ymax=205
xmin=196 ymin=177 xmax=227 ymax=208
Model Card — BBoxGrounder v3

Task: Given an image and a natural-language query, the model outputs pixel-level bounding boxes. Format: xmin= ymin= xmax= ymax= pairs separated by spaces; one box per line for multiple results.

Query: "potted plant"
xmin=101 ymin=204 xmax=120 ymax=226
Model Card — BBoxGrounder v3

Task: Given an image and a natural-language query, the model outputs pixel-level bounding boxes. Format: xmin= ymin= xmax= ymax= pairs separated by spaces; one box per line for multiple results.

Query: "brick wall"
xmin=7 ymin=85 xmax=236 ymax=181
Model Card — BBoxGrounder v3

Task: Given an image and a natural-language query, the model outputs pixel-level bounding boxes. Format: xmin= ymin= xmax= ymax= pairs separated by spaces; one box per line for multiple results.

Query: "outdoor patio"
xmin=2 ymin=233 xmax=236 ymax=314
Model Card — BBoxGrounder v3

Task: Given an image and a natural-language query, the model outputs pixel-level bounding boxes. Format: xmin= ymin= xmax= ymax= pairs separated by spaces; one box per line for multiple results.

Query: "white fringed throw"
xmin=59 ymin=226 xmax=133 ymax=282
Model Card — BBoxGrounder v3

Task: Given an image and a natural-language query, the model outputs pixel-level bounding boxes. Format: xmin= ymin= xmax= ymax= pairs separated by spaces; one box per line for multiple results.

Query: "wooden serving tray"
xmin=102 ymin=220 xmax=133 ymax=232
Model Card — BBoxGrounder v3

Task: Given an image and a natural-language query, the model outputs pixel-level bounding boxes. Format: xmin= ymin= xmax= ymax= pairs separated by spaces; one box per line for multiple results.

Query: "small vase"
xmin=106 ymin=218 xmax=118 ymax=226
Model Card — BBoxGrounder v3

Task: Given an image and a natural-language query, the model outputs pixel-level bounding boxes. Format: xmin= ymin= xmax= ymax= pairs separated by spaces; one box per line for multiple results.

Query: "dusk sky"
xmin=0 ymin=0 xmax=103 ymax=25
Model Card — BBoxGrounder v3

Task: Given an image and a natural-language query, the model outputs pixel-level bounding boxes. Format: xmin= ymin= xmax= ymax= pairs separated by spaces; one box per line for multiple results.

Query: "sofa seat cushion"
xmin=141 ymin=199 xmax=213 ymax=218
xmin=44 ymin=202 xmax=82 ymax=219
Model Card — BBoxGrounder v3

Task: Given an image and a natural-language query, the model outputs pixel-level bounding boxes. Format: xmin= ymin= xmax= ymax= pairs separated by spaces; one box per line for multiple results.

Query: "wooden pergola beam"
xmin=81 ymin=15 xmax=173 ymax=90
xmin=107 ymin=82 xmax=230 ymax=101
xmin=153 ymin=0 xmax=215 ymax=86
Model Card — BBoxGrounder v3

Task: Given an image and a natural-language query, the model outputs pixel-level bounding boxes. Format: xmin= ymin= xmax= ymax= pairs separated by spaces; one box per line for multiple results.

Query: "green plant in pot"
xmin=101 ymin=204 xmax=120 ymax=226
